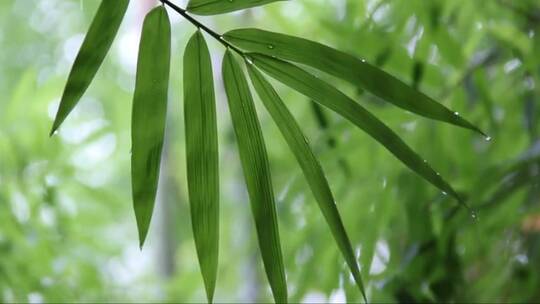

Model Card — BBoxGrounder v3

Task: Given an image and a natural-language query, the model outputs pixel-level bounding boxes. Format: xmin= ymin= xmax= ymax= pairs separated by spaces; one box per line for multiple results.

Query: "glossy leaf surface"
xmin=250 ymin=53 xmax=466 ymax=207
xmin=222 ymin=50 xmax=287 ymax=303
xmin=131 ymin=6 xmax=171 ymax=247
xmin=247 ymin=65 xmax=367 ymax=302
xmin=183 ymin=30 xmax=219 ymax=303
xmin=224 ymin=28 xmax=485 ymax=136
xmin=51 ymin=0 xmax=129 ymax=135
xmin=187 ymin=0 xmax=285 ymax=15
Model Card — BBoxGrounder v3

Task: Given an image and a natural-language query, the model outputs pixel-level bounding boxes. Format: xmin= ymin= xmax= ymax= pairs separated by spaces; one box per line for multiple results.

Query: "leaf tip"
xmin=49 ymin=112 xmax=64 ymax=137
xmin=204 ymin=285 xmax=215 ymax=304
xmin=139 ymin=233 xmax=146 ymax=251
xmin=49 ymin=126 xmax=58 ymax=137
xmin=135 ymin=213 xmax=150 ymax=250
xmin=454 ymin=192 xmax=475 ymax=215
xmin=475 ymin=127 xmax=489 ymax=139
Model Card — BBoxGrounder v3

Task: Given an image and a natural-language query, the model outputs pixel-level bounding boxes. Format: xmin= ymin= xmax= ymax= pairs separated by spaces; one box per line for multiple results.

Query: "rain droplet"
xmin=245 ymin=57 xmax=254 ymax=65
xmin=485 ymin=136 xmax=492 ymax=142
xmin=442 ymin=191 xmax=447 ymax=196
xmin=470 ymin=210 xmax=478 ymax=220
xmin=267 ymin=44 xmax=275 ymax=50
xmin=361 ymin=59 xmax=366 ymax=63
xmin=228 ymin=0 xmax=233 ymax=3
xmin=454 ymin=112 xmax=460 ymax=116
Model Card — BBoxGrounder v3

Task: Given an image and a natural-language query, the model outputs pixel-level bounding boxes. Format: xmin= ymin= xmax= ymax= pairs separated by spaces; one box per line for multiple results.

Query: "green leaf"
xmin=223 ymin=28 xmax=486 ymax=136
xmin=222 ymin=50 xmax=287 ymax=303
xmin=50 ymin=0 xmax=129 ymax=135
xmin=187 ymin=0 xmax=285 ymax=15
xmin=183 ymin=30 xmax=219 ymax=303
xmin=247 ymin=65 xmax=367 ymax=303
xmin=131 ymin=6 xmax=171 ymax=248
xmin=249 ymin=53 xmax=467 ymax=208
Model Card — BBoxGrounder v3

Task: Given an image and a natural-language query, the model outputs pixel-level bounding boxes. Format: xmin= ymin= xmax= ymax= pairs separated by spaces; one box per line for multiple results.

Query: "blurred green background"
xmin=1 ymin=0 xmax=540 ymax=302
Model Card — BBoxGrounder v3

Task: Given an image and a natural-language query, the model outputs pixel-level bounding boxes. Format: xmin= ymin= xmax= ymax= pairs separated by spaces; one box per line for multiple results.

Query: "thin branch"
xmin=158 ymin=0 xmax=245 ymax=57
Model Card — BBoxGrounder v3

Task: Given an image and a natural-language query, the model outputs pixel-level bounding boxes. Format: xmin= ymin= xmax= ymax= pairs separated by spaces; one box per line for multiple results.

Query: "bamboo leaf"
xmin=222 ymin=50 xmax=287 ymax=303
xmin=187 ymin=0 xmax=286 ymax=15
xmin=131 ymin=6 xmax=171 ymax=248
xmin=184 ymin=30 xmax=219 ymax=303
xmin=50 ymin=0 xmax=129 ymax=135
xmin=249 ymin=53 xmax=467 ymax=207
xmin=247 ymin=65 xmax=367 ymax=303
xmin=224 ymin=28 xmax=486 ymax=136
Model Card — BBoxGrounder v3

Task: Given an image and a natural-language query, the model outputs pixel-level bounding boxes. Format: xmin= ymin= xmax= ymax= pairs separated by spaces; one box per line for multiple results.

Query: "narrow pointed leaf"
xmin=50 ymin=0 xmax=129 ymax=135
xmin=184 ymin=30 xmax=219 ymax=303
xmin=250 ymin=53 xmax=467 ymax=207
xmin=222 ymin=50 xmax=287 ymax=303
xmin=247 ymin=66 xmax=367 ymax=303
xmin=131 ymin=6 xmax=171 ymax=247
xmin=187 ymin=0 xmax=286 ymax=15
xmin=224 ymin=29 xmax=485 ymax=136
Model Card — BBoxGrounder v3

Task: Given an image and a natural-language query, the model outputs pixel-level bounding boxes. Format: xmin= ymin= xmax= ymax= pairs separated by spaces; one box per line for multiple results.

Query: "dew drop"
xmin=454 ymin=112 xmax=460 ymax=116
xmin=361 ymin=59 xmax=366 ymax=63
xmin=245 ymin=57 xmax=254 ymax=65
xmin=228 ymin=0 xmax=233 ymax=3
xmin=267 ymin=44 xmax=275 ymax=50
xmin=470 ymin=210 xmax=478 ymax=220
xmin=485 ymin=136 xmax=492 ymax=142
xmin=442 ymin=191 xmax=447 ymax=196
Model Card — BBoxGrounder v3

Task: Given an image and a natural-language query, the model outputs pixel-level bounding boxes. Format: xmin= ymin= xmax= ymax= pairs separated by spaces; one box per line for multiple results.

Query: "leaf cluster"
xmin=49 ymin=1 xmax=485 ymax=302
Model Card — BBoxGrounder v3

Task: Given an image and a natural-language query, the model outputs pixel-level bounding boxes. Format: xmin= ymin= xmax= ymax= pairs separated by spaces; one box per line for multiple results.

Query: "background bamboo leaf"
xmin=50 ymin=0 xmax=129 ymax=135
xmin=249 ymin=53 xmax=467 ymax=207
xmin=222 ymin=50 xmax=287 ymax=303
xmin=247 ymin=65 xmax=368 ymax=303
xmin=187 ymin=0 xmax=286 ymax=15
xmin=183 ymin=30 xmax=219 ymax=303
xmin=223 ymin=29 xmax=485 ymax=136
xmin=131 ymin=6 xmax=171 ymax=248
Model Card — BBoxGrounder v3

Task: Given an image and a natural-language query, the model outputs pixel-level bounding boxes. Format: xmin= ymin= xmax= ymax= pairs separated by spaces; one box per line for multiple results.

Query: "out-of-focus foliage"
xmin=1 ymin=0 xmax=539 ymax=303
